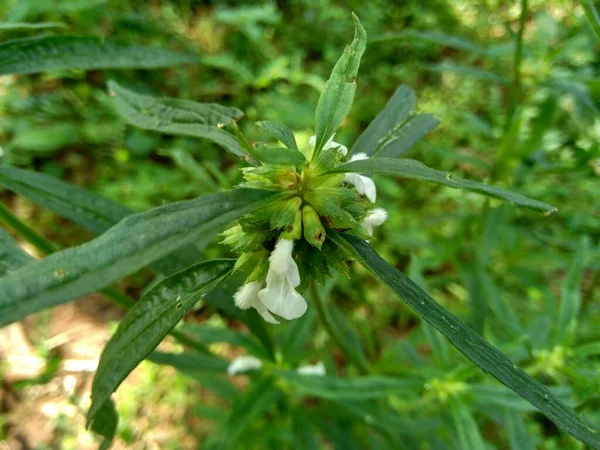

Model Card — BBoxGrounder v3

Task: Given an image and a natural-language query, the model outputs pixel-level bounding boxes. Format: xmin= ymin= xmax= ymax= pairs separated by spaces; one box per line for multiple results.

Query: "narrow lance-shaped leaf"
xmin=335 ymin=233 xmax=600 ymax=448
xmin=370 ymin=30 xmax=490 ymax=57
xmin=581 ymin=0 xmax=600 ymax=41
xmin=0 ymin=226 xmax=33 ymax=276
xmin=0 ymin=35 xmax=200 ymax=76
xmin=450 ymin=400 xmax=486 ymax=450
xmin=556 ymin=236 xmax=590 ymax=344
xmin=424 ymin=62 xmax=510 ymax=85
xmin=0 ymin=22 xmax=66 ymax=30
xmin=330 ymin=158 xmax=557 ymax=214
xmin=313 ymin=14 xmax=366 ymax=159
xmin=0 ymin=166 xmax=204 ymax=275
xmin=88 ymin=259 xmax=234 ymax=422
xmin=88 ymin=398 xmax=118 ymax=450
xmin=352 ymin=85 xmax=439 ymax=158
xmin=108 ymin=80 xmax=248 ymax=159
xmin=0 ymin=188 xmax=278 ymax=326
xmin=275 ymin=370 xmax=422 ymax=400
xmin=256 ymin=121 xmax=298 ymax=150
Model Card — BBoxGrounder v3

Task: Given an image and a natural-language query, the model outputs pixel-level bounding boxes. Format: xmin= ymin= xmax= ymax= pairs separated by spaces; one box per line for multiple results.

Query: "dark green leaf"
xmin=470 ymin=384 xmax=572 ymax=412
xmin=313 ymin=14 xmax=366 ymax=158
xmin=334 ymin=234 xmax=600 ymax=448
xmin=180 ymin=324 xmax=267 ymax=358
xmin=0 ymin=35 xmax=199 ymax=76
xmin=88 ymin=398 xmax=118 ymax=450
xmin=88 ymin=259 xmax=233 ymax=422
xmin=331 ymin=158 xmax=557 ymax=214
xmin=108 ymin=80 xmax=247 ymax=159
xmin=148 ymin=350 xmax=228 ymax=373
xmin=275 ymin=370 xmax=422 ymax=400
xmin=253 ymin=147 xmax=306 ymax=165
xmin=256 ymin=121 xmax=298 ymax=150
xmin=556 ymin=237 xmax=590 ymax=344
xmin=0 ymin=166 xmax=201 ymax=275
xmin=0 ymin=188 xmax=278 ymax=326
xmin=0 ymin=226 xmax=33 ymax=276
xmin=352 ymin=85 xmax=439 ymax=157
xmin=371 ymin=30 xmax=489 ymax=57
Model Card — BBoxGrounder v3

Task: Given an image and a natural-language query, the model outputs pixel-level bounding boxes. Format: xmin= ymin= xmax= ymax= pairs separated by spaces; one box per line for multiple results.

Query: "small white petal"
xmin=362 ymin=208 xmax=388 ymax=236
xmin=344 ymin=173 xmax=377 ymax=203
xmin=350 ymin=152 xmax=369 ymax=162
xmin=234 ymin=281 xmax=263 ymax=310
xmin=258 ymin=273 xmax=307 ymax=320
xmin=297 ymin=361 xmax=326 ymax=376
xmin=253 ymin=299 xmax=281 ymax=324
xmin=269 ymin=238 xmax=294 ymax=274
xmin=227 ymin=355 xmax=263 ymax=375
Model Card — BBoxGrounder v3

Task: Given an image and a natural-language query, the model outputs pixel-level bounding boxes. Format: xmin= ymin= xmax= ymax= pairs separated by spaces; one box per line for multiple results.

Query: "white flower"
xmin=362 ymin=208 xmax=388 ymax=236
xmin=309 ymin=135 xmax=348 ymax=156
xmin=227 ymin=355 xmax=263 ymax=375
xmin=234 ymin=281 xmax=280 ymax=324
xmin=258 ymin=238 xmax=307 ymax=321
xmin=297 ymin=361 xmax=326 ymax=376
xmin=344 ymin=152 xmax=377 ymax=203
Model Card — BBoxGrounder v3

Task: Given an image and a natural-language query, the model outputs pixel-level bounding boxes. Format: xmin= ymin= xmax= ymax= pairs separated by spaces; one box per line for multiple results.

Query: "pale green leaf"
xmin=253 ymin=147 xmax=306 ymax=165
xmin=504 ymin=409 xmax=536 ymax=450
xmin=371 ymin=30 xmax=489 ymax=57
xmin=88 ymin=259 xmax=233 ymax=422
xmin=256 ymin=121 xmax=298 ymax=150
xmin=0 ymin=189 xmax=278 ymax=326
xmin=334 ymin=233 xmax=600 ymax=448
xmin=450 ymin=400 xmax=486 ymax=450
xmin=581 ymin=0 xmax=600 ymax=40
xmin=424 ymin=62 xmax=509 ymax=84
xmin=0 ymin=22 xmax=66 ymax=30
xmin=0 ymin=35 xmax=199 ymax=76
xmin=331 ymin=158 xmax=557 ymax=214
xmin=108 ymin=80 xmax=248 ymax=159
xmin=275 ymin=370 xmax=422 ymax=400
xmin=313 ymin=14 xmax=366 ymax=159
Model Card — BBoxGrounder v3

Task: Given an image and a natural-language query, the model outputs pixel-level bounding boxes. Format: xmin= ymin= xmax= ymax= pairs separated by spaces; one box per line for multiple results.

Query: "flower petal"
xmin=253 ymin=297 xmax=281 ymax=324
xmin=234 ymin=281 xmax=263 ymax=310
xmin=227 ymin=355 xmax=263 ymax=375
xmin=297 ymin=361 xmax=326 ymax=376
xmin=344 ymin=173 xmax=377 ymax=203
xmin=259 ymin=272 xmax=307 ymax=320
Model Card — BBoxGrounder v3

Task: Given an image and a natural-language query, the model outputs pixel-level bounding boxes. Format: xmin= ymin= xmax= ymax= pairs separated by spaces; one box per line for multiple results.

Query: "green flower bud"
xmin=302 ymin=205 xmax=326 ymax=249
xmin=270 ymin=196 xmax=302 ymax=229
xmin=281 ymin=209 xmax=302 ymax=240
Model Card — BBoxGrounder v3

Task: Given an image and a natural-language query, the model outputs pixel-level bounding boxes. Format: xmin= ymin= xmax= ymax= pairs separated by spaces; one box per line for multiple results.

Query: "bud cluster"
xmin=222 ymin=135 xmax=387 ymax=323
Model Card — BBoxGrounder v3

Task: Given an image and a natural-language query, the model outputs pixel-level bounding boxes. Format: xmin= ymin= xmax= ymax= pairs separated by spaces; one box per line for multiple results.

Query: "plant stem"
xmin=0 ymin=201 xmax=209 ymax=353
xmin=506 ymin=0 xmax=528 ymax=126
xmin=310 ymin=281 xmax=372 ymax=374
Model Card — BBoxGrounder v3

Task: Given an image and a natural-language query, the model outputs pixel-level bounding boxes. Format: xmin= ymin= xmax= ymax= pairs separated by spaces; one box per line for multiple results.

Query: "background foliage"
xmin=0 ymin=0 xmax=599 ymax=449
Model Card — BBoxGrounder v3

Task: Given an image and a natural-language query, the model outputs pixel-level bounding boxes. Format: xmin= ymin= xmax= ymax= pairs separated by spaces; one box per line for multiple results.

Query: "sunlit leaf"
xmin=313 ymin=14 xmax=366 ymax=158
xmin=331 ymin=158 xmax=557 ymax=214
xmin=108 ymin=80 xmax=248 ymax=159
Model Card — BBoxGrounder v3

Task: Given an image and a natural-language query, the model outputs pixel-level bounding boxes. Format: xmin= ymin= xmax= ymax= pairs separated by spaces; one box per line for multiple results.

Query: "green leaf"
xmin=148 ymin=350 xmax=228 ymax=373
xmin=180 ymin=324 xmax=268 ymax=358
xmin=313 ymin=14 xmax=366 ymax=159
xmin=275 ymin=370 xmax=422 ymax=400
xmin=556 ymin=237 xmax=590 ymax=344
xmin=352 ymin=85 xmax=439 ymax=158
xmin=450 ymin=400 xmax=486 ymax=450
xmin=470 ymin=384 xmax=572 ymax=412
xmin=0 ymin=22 xmax=66 ymax=30
xmin=12 ymin=123 xmax=80 ymax=153
xmin=335 ymin=233 xmax=600 ymax=448
xmin=0 ymin=35 xmax=200 ymax=76
xmin=581 ymin=0 xmax=600 ymax=41
xmin=0 ymin=226 xmax=33 ymax=276
xmin=504 ymin=409 xmax=536 ymax=450
xmin=0 ymin=166 xmax=204 ymax=275
xmin=88 ymin=259 xmax=233 ymax=422
xmin=331 ymin=158 xmax=557 ymax=214
xmin=253 ymin=147 xmax=306 ymax=165
xmin=424 ymin=62 xmax=510 ymax=84
xmin=256 ymin=121 xmax=298 ymax=150
xmin=88 ymin=398 xmax=118 ymax=450
xmin=0 ymin=188 xmax=278 ymax=327
xmin=108 ymin=80 xmax=248 ymax=159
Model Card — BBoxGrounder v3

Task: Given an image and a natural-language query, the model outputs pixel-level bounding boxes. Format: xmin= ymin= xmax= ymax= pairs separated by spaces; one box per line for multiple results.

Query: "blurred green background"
xmin=0 ymin=0 xmax=599 ymax=449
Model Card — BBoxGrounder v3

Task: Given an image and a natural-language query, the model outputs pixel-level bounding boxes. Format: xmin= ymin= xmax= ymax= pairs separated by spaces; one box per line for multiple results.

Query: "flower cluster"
xmin=222 ymin=135 xmax=387 ymax=323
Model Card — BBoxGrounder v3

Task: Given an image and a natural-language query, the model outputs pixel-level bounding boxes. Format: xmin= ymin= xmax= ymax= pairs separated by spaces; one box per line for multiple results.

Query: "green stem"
xmin=0 ymin=201 xmax=209 ymax=354
xmin=506 ymin=0 xmax=528 ymax=126
xmin=310 ymin=281 xmax=372 ymax=374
